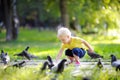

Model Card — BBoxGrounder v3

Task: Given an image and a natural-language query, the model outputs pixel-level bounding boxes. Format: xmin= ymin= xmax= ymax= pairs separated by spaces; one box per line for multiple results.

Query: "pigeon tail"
xmin=116 ymin=65 xmax=120 ymax=71
xmin=29 ymin=54 xmax=39 ymax=58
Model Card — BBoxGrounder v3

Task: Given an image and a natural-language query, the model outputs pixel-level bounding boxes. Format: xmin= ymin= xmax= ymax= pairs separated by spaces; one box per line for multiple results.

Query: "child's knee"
xmin=65 ymin=49 xmax=71 ymax=56
xmin=72 ymin=48 xmax=86 ymax=58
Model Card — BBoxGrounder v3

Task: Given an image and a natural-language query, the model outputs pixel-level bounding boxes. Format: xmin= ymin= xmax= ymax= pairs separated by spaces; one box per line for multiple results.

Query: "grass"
xmin=0 ymin=65 xmax=120 ymax=80
xmin=0 ymin=28 xmax=120 ymax=59
xmin=0 ymin=28 xmax=60 ymax=59
xmin=0 ymin=28 xmax=120 ymax=80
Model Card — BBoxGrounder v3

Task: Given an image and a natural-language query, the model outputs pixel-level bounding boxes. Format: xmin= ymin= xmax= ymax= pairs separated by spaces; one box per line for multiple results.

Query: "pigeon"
xmin=40 ymin=57 xmax=67 ymax=80
xmin=50 ymin=59 xmax=67 ymax=80
xmin=110 ymin=54 xmax=120 ymax=71
xmin=97 ymin=58 xmax=103 ymax=69
xmin=41 ymin=61 xmax=49 ymax=71
xmin=4 ymin=61 xmax=26 ymax=70
xmin=21 ymin=51 xmax=38 ymax=60
xmin=0 ymin=50 xmax=10 ymax=65
xmin=51 ymin=59 xmax=67 ymax=73
xmin=47 ymin=56 xmax=54 ymax=69
xmin=40 ymin=56 xmax=67 ymax=74
xmin=82 ymin=77 xmax=91 ymax=80
xmin=12 ymin=61 xmax=26 ymax=68
xmin=87 ymin=50 xmax=103 ymax=59
xmin=14 ymin=46 xmax=38 ymax=60
xmin=14 ymin=46 xmax=30 ymax=57
xmin=41 ymin=56 xmax=55 ymax=72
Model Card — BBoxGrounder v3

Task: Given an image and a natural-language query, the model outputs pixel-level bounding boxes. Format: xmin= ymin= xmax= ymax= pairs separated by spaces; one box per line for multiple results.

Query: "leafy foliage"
xmin=17 ymin=0 xmax=120 ymax=32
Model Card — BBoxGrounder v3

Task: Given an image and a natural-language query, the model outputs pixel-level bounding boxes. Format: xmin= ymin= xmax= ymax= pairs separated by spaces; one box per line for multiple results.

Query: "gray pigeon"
xmin=97 ymin=58 xmax=103 ymax=69
xmin=14 ymin=46 xmax=38 ymax=60
xmin=41 ymin=56 xmax=67 ymax=74
xmin=47 ymin=56 xmax=54 ymax=69
xmin=40 ymin=56 xmax=67 ymax=80
xmin=4 ymin=61 xmax=26 ymax=70
xmin=40 ymin=56 xmax=54 ymax=72
xmin=82 ymin=77 xmax=91 ymax=80
xmin=87 ymin=50 xmax=103 ymax=59
xmin=50 ymin=59 xmax=67 ymax=80
xmin=51 ymin=59 xmax=67 ymax=73
xmin=14 ymin=46 xmax=30 ymax=57
xmin=41 ymin=61 xmax=49 ymax=72
xmin=110 ymin=54 xmax=120 ymax=71
xmin=12 ymin=61 xmax=26 ymax=68
xmin=0 ymin=50 xmax=10 ymax=65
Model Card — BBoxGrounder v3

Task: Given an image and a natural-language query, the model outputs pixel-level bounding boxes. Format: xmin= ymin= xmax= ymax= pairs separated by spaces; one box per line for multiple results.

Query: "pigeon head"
xmin=1 ymin=51 xmax=5 ymax=58
xmin=98 ymin=58 xmax=101 ymax=61
xmin=1 ymin=50 xmax=4 ymax=53
xmin=5 ymin=53 xmax=8 ymax=55
xmin=97 ymin=58 xmax=103 ymax=69
xmin=47 ymin=55 xmax=54 ymax=64
xmin=47 ymin=55 xmax=53 ymax=63
xmin=4 ymin=53 xmax=10 ymax=64
xmin=61 ymin=59 xmax=67 ymax=63
xmin=56 ymin=59 xmax=67 ymax=73
xmin=110 ymin=54 xmax=117 ymax=63
xmin=25 ymin=46 xmax=30 ymax=51
xmin=47 ymin=55 xmax=55 ymax=68
xmin=58 ymin=59 xmax=67 ymax=65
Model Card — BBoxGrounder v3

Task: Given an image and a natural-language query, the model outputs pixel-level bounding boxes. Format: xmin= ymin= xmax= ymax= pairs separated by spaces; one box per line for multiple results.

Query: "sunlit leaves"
xmin=17 ymin=0 xmax=120 ymax=31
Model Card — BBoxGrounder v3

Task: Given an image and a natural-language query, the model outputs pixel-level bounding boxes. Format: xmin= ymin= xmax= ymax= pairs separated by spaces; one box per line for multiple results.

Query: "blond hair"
xmin=57 ymin=27 xmax=71 ymax=37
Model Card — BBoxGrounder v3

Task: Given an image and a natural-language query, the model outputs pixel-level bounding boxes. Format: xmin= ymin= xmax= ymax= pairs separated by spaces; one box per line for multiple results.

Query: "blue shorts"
xmin=65 ymin=48 xmax=86 ymax=58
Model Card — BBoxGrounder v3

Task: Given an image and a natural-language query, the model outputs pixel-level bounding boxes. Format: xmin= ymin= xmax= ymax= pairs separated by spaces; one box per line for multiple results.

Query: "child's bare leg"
xmin=67 ymin=56 xmax=74 ymax=64
xmin=73 ymin=54 xmax=80 ymax=63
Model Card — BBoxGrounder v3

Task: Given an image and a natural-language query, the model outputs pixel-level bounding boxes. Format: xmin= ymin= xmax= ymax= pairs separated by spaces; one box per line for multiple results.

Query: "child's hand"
xmin=88 ymin=49 xmax=94 ymax=53
xmin=55 ymin=59 xmax=59 ymax=63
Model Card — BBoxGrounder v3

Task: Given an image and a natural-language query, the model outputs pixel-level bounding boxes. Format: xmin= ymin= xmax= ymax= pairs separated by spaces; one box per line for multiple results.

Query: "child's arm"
xmin=82 ymin=39 xmax=94 ymax=53
xmin=56 ymin=48 xmax=64 ymax=62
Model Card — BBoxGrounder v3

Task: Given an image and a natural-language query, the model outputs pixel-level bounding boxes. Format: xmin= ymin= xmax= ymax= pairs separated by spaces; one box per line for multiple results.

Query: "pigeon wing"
xmin=112 ymin=60 xmax=120 ymax=67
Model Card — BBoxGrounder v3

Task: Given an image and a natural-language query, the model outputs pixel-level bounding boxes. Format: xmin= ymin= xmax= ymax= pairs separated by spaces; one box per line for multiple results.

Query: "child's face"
xmin=58 ymin=35 xmax=71 ymax=44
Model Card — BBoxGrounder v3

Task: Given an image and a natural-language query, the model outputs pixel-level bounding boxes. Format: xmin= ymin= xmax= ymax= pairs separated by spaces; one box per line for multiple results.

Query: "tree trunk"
xmin=2 ymin=0 xmax=19 ymax=41
xmin=12 ymin=16 xmax=19 ymax=40
xmin=12 ymin=0 xmax=19 ymax=39
xmin=3 ymin=0 xmax=12 ymax=41
xmin=70 ymin=18 xmax=81 ymax=32
xmin=59 ymin=0 xmax=69 ymax=27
